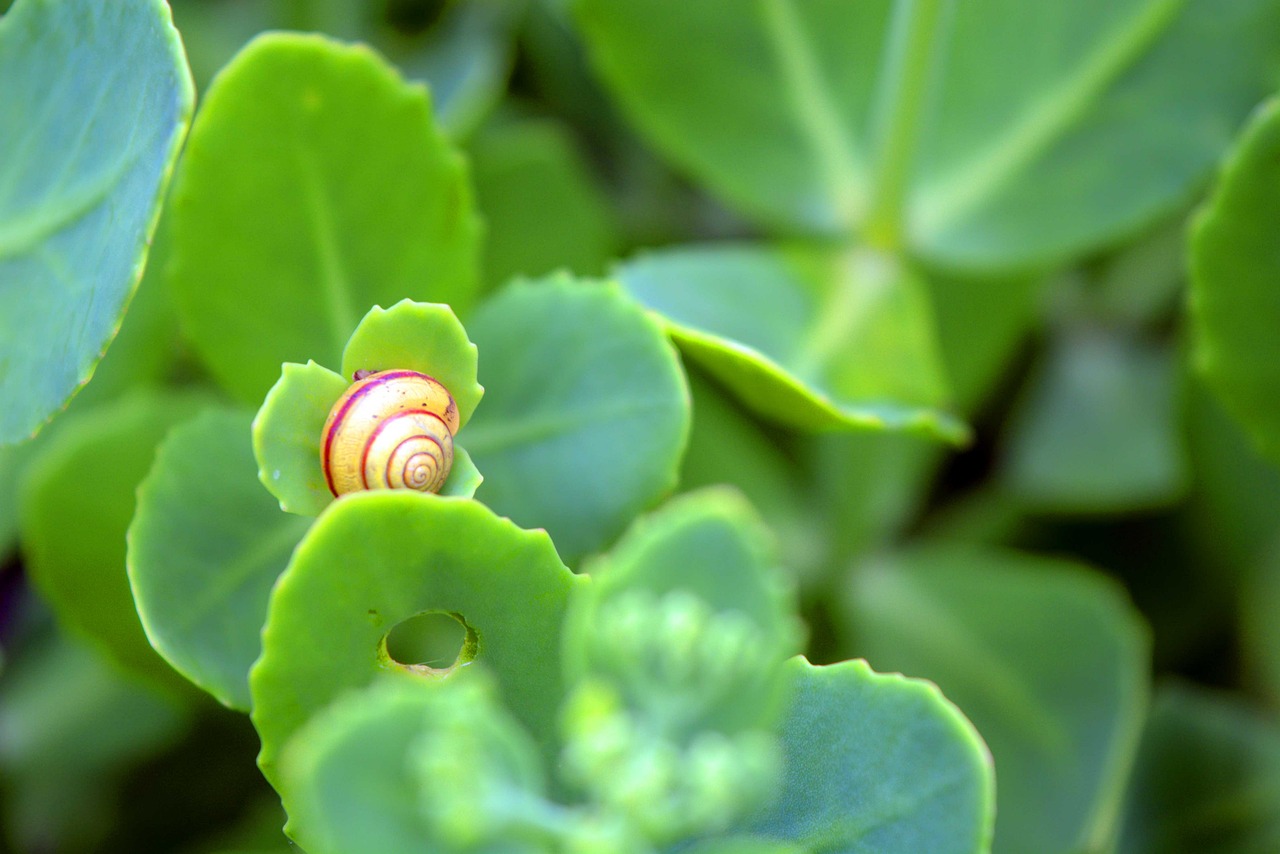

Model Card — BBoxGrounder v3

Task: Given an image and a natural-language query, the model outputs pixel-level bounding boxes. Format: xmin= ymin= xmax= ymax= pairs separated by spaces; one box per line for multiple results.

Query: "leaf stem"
xmin=864 ymin=0 xmax=948 ymax=251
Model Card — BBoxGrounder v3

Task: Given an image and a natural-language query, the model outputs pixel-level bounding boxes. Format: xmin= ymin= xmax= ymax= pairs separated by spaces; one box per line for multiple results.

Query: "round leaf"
xmin=750 ymin=657 xmax=995 ymax=854
xmin=846 ymin=546 xmax=1151 ymax=854
xmin=340 ymin=300 xmax=483 ymax=427
xmin=249 ymin=491 xmax=583 ymax=786
xmin=0 ymin=0 xmax=192 ymax=443
xmin=19 ymin=390 xmax=210 ymax=687
xmin=169 ymin=32 xmax=480 ymax=405
xmin=129 ymin=408 xmax=311 ymax=710
xmin=463 ymin=275 xmax=691 ymax=564
xmin=281 ymin=677 xmax=546 ymax=854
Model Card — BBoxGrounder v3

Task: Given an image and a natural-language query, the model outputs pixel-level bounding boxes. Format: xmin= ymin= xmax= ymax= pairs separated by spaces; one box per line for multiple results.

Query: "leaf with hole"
xmin=249 ymin=491 xmax=584 ymax=787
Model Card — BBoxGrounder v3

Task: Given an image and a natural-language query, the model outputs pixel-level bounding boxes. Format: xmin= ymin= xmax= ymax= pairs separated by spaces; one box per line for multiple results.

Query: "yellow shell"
xmin=321 ymin=370 xmax=459 ymax=497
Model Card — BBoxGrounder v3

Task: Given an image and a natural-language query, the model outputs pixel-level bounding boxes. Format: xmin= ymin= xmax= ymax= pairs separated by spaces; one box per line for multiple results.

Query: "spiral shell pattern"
xmin=321 ymin=370 xmax=459 ymax=497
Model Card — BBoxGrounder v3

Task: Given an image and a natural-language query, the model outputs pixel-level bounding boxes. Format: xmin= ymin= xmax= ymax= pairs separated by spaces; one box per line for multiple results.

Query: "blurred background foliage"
xmin=2 ymin=0 xmax=1280 ymax=851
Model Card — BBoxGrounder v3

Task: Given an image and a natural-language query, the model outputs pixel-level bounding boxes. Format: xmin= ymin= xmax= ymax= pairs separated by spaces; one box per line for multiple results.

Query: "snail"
xmin=320 ymin=369 xmax=459 ymax=497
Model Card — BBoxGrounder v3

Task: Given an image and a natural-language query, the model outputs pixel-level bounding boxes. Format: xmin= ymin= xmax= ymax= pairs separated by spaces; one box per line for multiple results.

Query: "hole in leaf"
xmin=382 ymin=611 xmax=477 ymax=677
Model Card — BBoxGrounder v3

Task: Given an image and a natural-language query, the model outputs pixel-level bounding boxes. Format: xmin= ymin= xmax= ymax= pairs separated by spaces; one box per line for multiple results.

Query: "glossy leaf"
xmin=750 ymin=657 xmax=994 ymax=854
xmin=1118 ymin=684 xmax=1280 ymax=854
xmin=617 ymin=244 xmax=965 ymax=443
xmin=464 ymin=276 xmax=690 ymax=564
xmin=281 ymin=677 xmax=547 ymax=854
xmin=0 ymin=0 xmax=192 ymax=444
xmin=253 ymin=300 xmax=484 ymax=516
xmin=129 ymin=408 xmax=310 ymax=710
xmin=577 ymin=0 xmax=1280 ymax=269
xmin=250 ymin=491 xmax=583 ymax=785
xmin=846 ymin=545 xmax=1151 ymax=854
xmin=169 ymin=32 xmax=480 ymax=405
xmin=19 ymin=390 xmax=209 ymax=687
xmin=1000 ymin=331 xmax=1187 ymax=513
xmin=470 ymin=119 xmax=619 ymax=291
xmin=1191 ymin=98 xmax=1280 ymax=468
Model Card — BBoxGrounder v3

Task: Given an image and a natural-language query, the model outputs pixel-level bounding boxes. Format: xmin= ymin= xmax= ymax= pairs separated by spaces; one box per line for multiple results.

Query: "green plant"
xmin=3 ymin=0 xmax=1280 ymax=852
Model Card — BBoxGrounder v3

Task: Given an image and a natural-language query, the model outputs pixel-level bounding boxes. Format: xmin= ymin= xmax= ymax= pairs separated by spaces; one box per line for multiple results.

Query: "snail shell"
xmin=321 ymin=370 xmax=459 ymax=497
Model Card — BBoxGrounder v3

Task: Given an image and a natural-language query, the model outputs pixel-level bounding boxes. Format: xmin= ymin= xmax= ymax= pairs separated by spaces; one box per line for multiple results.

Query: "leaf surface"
xmin=577 ymin=0 xmax=1280 ymax=268
xmin=0 ymin=0 xmax=192 ymax=443
xmin=249 ymin=491 xmax=583 ymax=785
xmin=20 ymin=390 xmax=209 ymax=687
xmin=129 ymin=408 xmax=310 ymax=709
xmin=846 ymin=546 xmax=1150 ymax=854
xmin=751 ymin=657 xmax=995 ymax=854
xmin=464 ymin=276 xmax=690 ymax=564
xmin=1191 ymin=98 xmax=1280 ymax=468
xmin=617 ymin=244 xmax=965 ymax=443
xmin=169 ymin=32 xmax=479 ymax=405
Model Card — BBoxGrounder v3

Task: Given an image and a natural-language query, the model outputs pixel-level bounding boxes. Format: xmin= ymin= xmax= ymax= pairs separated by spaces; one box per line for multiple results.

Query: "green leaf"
xmin=680 ymin=372 xmax=825 ymax=585
xmin=470 ymin=119 xmax=619 ymax=291
xmin=1191 ymin=98 xmax=1280 ymax=468
xmin=1118 ymin=684 xmax=1280 ymax=854
xmin=281 ymin=676 xmax=548 ymax=854
xmin=577 ymin=0 xmax=1280 ymax=269
xmin=129 ymin=408 xmax=310 ymax=710
xmin=1000 ymin=331 xmax=1187 ymax=513
xmin=463 ymin=276 xmax=690 ymax=564
xmin=0 ymin=0 xmax=192 ymax=444
xmin=70 ymin=211 xmax=182 ymax=410
xmin=250 ymin=491 xmax=583 ymax=786
xmin=924 ymin=271 xmax=1042 ymax=414
xmin=253 ymin=360 xmax=351 ymax=516
xmin=845 ymin=546 xmax=1151 ymax=854
xmin=253 ymin=300 xmax=484 ymax=516
xmin=340 ymin=300 xmax=484 ymax=424
xmin=169 ymin=32 xmax=480 ymax=406
xmin=684 ymin=840 xmax=807 ymax=854
xmin=19 ymin=390 xmax=209 ymax=687
xmin=0 ymin=631 xmax=189 ymax=853
xmin=750 ymin=657 xmax=995 ymax=854
xmin=617 ymin=244 xmax=966 ymax=443
xmin=908 ymin=0 xmax=1280 ymax=268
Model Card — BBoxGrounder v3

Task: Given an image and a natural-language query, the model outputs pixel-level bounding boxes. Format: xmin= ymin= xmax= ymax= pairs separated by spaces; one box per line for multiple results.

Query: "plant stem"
xmin=864 ymin=0 xmax=948 ymax=251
